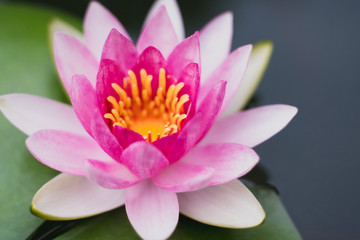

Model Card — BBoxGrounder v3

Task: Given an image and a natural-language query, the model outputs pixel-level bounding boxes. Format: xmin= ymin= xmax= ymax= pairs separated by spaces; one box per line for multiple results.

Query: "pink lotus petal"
xmin=121 ymin=141 xmax=169 ymax=179
xmin=152 ymin=133 xmax=178 ymax=156
xmin=178 ymin=179 xmax=265 ymax=228
xmin=153 ymin=162 xmax=214 ymax=192
xmin=221 ymin=40 xmax=274 ymax=117
xmin=70 ymin=74 xmax=99 ymax=136
xmin=144 ymin=0 xmax=185 ymax=40
xmin=31 ymin=173 xmax=125 ymax=220
xmin=166 ymin=114 xmax=202 ymax=163
xmin=112 ymin=125 xmax=145 ymax=149
xmin=96 ymin=59 xmax=127 ymax=115
xmin=84 ymin=1 xmax=130 ymax=61
xmin=90 ymin=110 xmax=123 ymax=162
xmin=0 ymin=94 xmax=86 ymax=136
xmin=26 ymin=130 xmax=109 ymax=176
xmin=70 ymin=74 xmax=124 ymax=161
xmin=85 ymin=159 xmax=139 ymax=189
xmin=126 ymin=180 xmax=179 ymax=240
xmin=196 ymin=80 xmax=227 ymax=141
xmin=167 ymin=31 xmax=200 ymax=79
xmin=177 ymin=63 xmax=200 ymax=113
xmin=101 ymin=29 xmax=138 ymax=71
xmin=137 ymin=6 xmax=179 ymax=59
xmin=200 ymin=12 xmax=233 ymax=81
xmin=53 ymin=32 xmax=98 ymax=93
xmin=181 ymin=143 xmax=259 ymax=185
xmin=133 ymin=46 xmax=167 ymax=93
xmin=198 ymin=45 xmax=252 ymax=113
xmin=201 ymin=104 xmax=298 ymax=147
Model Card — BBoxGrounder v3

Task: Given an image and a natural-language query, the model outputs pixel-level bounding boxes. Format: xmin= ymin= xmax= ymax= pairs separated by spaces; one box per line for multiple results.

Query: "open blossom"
xmin=0 ymin=1 xmax=297 ymax=239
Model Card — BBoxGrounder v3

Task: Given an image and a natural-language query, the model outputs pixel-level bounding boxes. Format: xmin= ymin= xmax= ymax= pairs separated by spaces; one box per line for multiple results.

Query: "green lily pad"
xmin=0 ymin=3 xmax=301 ymax=240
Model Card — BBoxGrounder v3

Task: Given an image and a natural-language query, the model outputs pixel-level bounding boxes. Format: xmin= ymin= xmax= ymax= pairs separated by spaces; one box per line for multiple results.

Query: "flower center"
xmin=104 ymin=68 xmax=189 ymax=142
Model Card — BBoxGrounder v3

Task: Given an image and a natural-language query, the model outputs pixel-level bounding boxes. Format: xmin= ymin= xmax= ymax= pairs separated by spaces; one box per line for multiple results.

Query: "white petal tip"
xmin=179 ymin=180 xmax=266 ymax=228
xmin=49 ymin=18 xmax=83 ymax=43
xmin=31 ymin=174 xmax=125 ymax=221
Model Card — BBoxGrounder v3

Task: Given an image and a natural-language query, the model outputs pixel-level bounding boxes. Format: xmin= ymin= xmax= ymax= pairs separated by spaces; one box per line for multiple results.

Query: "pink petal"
xmin=101 ymin=29 xmax=138 ymax=71
xmin=200 ymin=12 xmax=233 ymax=81
xmin=167 ymin=80 xmax=226 ymax=163
xmin=181 ymin=143 xmax=259 ymax=185
xmin=26 ymin=130 xmax=109 ymax=176
xmin=132 ymin=46 xmax=167 ymax=93
xmin=178 ymin=179 xmax=265 ymax=228
xmin=96 ymin=59 xmax=127 ymax=115
xmin=153 ymin=162 xmax=214 ymax=192
xmin=85 ymin=159 xmax=139 ymax=189
xmin=112 ymin=125 xmax=145 ymax=149
xmin=144 ymin=0 xmax=185 ymax=40
xmin=53 ymin=32 xmax=98 ymax=93
xmin=70 ymin=75 xmax=123 ymax=161
xmin=0 ymin=94 xmax=86 ymax=136
xmin=70 ymin=74 xmax=99 ymax=136
xmin=196 ymin=80 xmax=227 ymax=141
xmin=166 ymin=114 xmax=202 ymax=163
xmin=221 ymin=40 xmax=274 ymax=117
xmin=125 ymin=180 xmax=179 ymax=240
xmin=137 ymin=6 xmax=179 ymax=59
xmin=31 ymin=173 xmax=125 ymax=220
xmin=152 ymin=133 xmax=178 ymax=156
xmin=167 ymin=31 xmax=200 ymax=79
xmin=198 ymin=45 xmax=252 ymax=113
xmin=201 ymin=104 xmax=298 ymax=147
xmin=83 ymin=1 xmax=130 ymax=61
xmin=177 ymin=63 xmax=200 ymax=113
xmin=121 ymin=141 xmax=169 ymax=179
xmin=90 ymin=111 xmax=123 ymax=162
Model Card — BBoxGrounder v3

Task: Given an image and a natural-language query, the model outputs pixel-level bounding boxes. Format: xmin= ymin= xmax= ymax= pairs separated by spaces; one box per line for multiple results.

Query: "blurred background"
xmin=2 ymin=0 xmax=360 ymax=239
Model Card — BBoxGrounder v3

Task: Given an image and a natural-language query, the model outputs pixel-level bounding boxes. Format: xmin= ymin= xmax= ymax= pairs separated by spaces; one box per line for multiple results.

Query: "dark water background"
xmin=6 ymin=0 xmax=360 ymax=239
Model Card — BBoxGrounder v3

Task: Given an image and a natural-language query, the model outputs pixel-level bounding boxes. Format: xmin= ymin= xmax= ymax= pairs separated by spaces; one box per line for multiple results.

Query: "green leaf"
xmin=0 ymin=3 xmax=80 ymax=240
xmin=0 ymin=3 xmax=301 ymax=240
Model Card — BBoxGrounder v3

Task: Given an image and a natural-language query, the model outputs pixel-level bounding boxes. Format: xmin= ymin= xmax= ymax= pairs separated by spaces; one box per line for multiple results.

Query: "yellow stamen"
xmin=103 ymin=68 xmax=190 ymax=142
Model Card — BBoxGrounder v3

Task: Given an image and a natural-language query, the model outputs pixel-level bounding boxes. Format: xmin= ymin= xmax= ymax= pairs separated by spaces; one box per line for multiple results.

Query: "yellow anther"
xmin=173 ymin=82 xmax=184 ymax=98
xmin=123 ymin=77 xmax=129 ymax=89
xmin=171 ymin=113 xmax=180 ymax=124
xmin=112 ymin=83 xmax=128 ymax=101
xmin=141 ymin=89 xmax=147 ymax=102
xmin=134 ymin=96 xmax=142 ymax=108
xmin=171 ymin=97 xmax=178 ymax=113
xmin=104 ymin=113 xmax=116 ymax=123
xmin=166 ymin=85 xmax=175 ymax=102
xmin=104 ymin=68 xmax=189 ymax=142
xmin=126 ymin=97 xmax=132 ymax=108
xmin=113 ymin=122 xmax=125 ymax=128
xmin=131 ymin=83 xmax=140 ymax=99
xmin=157 ymin=87 xmax=164 ymax=101
xmin=107 ymin=96 xmax=120 ymax=111
xmin=146 ymin=75 xmax=153 ymax=97
xmin=176 ymin=94 xmax=189 ymax=113
xmin=176 ymin=114 xmax=187 ymax=127
xmin=128 ymin=70 xmax=137 ymax=85
xmin=159 ymin=68 xmax=166 ymax=91
xmin=111 ymin=109 xmax=121 ymax=122
xmin=140 ymin=69 xmax=148 ymax=87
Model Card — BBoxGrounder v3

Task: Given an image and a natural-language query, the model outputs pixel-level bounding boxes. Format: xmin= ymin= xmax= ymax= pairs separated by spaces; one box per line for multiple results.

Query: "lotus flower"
xmin=0 ymin=1 xmax=297 ymax=239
